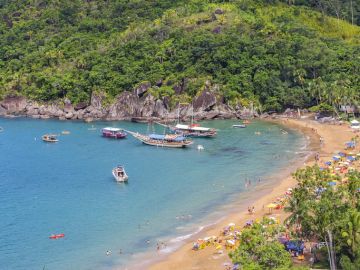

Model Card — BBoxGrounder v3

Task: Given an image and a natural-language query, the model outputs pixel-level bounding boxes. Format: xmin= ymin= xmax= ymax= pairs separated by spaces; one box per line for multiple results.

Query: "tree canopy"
xmin=0 ymin=0 xmax=359 ymax=111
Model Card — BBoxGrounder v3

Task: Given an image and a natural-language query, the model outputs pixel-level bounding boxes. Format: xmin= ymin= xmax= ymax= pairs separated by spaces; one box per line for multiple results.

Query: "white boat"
xmin=42 ymin=134 xmax=58 ymax=142
xmin=112 ymin=165 xmax=128 ymax=182
xmin=232 ymin=124 xmax=246 ymax=128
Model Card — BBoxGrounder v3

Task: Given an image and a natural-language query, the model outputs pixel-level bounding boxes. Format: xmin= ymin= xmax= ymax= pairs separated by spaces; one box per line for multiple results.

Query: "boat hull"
xmin=102 ymin=131 xmax=127 ymax=139
xmin=112 ymin=170 xmax=128 ymax=182
xmin=131 ymin=133 xmax=193 ymax=148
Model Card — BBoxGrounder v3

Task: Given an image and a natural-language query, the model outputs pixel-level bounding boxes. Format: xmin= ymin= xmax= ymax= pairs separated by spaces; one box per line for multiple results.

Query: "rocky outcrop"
xmin=134 ymin=81 xmax=151 ymax=97
xmin=0 ymin=96 xmax=27 ymax=114
xmin=0 ymin=87 xmax=256 ymax=121
xmin=107 ymin=91 xmax=141 ymax=120
xmin=193 ymin=89 xmax=217 ymax=112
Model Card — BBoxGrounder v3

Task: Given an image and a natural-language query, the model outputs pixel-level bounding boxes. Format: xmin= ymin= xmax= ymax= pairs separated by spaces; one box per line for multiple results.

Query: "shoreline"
xmin=141 ymin=117 xmax=353 ymax=270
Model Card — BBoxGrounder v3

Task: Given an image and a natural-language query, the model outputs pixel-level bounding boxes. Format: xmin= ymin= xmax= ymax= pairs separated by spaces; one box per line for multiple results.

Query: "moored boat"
xmin=126 ymin=130 xmax=193 ymax=148
xmin=172 ymin=124 xmax=217 ymax=137
xmin=42 ymin=134 xmax=58 ymax=142
xmin=102 ymin=127 xmax=127 ymax=139
xmin=112 ymin=165 xmax=128 ymax=182
xmin=232 ymin=124 xmax=246 ymax=128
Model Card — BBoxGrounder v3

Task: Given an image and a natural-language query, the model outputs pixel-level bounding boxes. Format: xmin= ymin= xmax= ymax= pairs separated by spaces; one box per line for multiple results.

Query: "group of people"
xmin=247 ymin=206 xmax=255 ymax=215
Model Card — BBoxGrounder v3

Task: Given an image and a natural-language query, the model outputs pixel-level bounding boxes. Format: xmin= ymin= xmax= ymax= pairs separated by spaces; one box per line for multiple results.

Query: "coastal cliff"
xmin=0 ymin=85 xmax=255 ymax=121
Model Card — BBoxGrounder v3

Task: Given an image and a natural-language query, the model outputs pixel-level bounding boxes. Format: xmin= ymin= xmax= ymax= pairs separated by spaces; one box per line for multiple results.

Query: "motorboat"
xmin=61 ymin=130 xmax=70 ymax=135
xmin=112 ymin=165 xmax=128 ymax=182
xmin=42 ymin=134 xmax=58 ymax=142
xmin=102 ymin=127 xmax=127 ymax=139
xmin=232 ymin=124 xmax=246 ymax=128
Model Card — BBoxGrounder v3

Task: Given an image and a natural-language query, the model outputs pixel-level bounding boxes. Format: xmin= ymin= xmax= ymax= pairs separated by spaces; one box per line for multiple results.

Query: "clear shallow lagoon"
xmin=0 ymin=118 xmax=306 ymax=270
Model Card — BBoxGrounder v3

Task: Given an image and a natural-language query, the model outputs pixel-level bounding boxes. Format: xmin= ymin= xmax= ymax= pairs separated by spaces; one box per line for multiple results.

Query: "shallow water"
xmin=0 ymin=118 xmax=306 ymax=270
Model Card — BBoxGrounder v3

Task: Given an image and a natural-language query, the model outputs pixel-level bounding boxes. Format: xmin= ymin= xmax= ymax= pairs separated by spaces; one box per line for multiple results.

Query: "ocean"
xmin=0 ymin=118 xmax=307 ymax=270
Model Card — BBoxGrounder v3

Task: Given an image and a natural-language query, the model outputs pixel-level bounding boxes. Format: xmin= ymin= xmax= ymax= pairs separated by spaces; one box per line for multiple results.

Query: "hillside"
xmin=0 ymin=0 xmax=359 ymax=113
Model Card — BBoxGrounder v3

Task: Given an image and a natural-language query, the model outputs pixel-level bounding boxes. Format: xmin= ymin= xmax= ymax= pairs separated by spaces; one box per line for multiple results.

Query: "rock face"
xmin=134 ymin=82 xmax=151 ymax=97
xmin=107 ymin=91 xmax=141 ymax=120
xmin=193 ymin=89 xmax=217 ymax=112
xmin=0 ymin=96 xmax=27 ymax=114
xmin=0 ymin=87 xmax=253 ymax=121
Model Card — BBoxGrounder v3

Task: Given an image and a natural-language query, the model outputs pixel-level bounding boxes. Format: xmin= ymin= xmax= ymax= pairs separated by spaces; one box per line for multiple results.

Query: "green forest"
xmin=0 ymin=0 xmax=359 ymax=112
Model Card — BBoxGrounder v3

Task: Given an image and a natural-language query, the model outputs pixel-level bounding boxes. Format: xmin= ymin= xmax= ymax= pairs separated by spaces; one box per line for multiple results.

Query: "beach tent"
xmin=346 ymin=142 xmax=356 ymax=148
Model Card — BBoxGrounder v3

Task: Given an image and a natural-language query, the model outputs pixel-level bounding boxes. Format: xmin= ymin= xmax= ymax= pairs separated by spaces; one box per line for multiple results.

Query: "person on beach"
xmin=315 ymin=153 xmax=319 ymax=163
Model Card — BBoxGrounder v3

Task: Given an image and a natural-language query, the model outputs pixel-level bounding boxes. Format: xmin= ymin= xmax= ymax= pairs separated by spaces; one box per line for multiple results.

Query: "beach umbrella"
xmin=267 ymin=203 xmax=277 ymax=208
xmin=338 ymin=152 xmax=346 ymax=157
xmin=347 ymin=156 xmax=355 ymax=161
xmin=328 ymin=181 xmax=337 ymax=186
xmin=325 ymin=161 xmax=332 ymax=166
xmin=333 ymin=156 xmax=340 ymax=161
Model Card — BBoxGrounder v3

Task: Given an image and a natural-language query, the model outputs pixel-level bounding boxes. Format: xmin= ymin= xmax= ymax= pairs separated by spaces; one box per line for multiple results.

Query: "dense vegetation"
xmin=286 ymin=166 xmax=360 ymax=269
xmin=230 ymin=165 xmax=360 ymax=269
xmin=0 ymin=0 xmax=359 ymax=112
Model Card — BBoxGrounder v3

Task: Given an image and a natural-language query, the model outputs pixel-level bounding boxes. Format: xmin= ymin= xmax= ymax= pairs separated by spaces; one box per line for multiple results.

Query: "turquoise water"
xmin=0 ymin=118 xmax=306 ymax=270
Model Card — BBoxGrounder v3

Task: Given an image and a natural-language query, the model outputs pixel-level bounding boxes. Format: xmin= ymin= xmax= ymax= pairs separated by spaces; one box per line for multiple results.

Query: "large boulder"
xmin=0 ymin=105 xmax=6 ymax=115
xmin=134 ymin=82 xmax=151 ymax=97
xmin=74 ymin=102 xmax=88 ymax=111
xmin=193 ymin=89 xmax=217 ymax=112
xmin=107 ymin=91 xmax=140 ymax=120
xmin=140 ymin=94 xmax=156 ymax=117
xmin=153 ymin=99 xmax=168 ymax=118
xmin=90 ymin=92 xmax=105 ymax=109
xmin=0 ymin=96 xmax=27 ymax=113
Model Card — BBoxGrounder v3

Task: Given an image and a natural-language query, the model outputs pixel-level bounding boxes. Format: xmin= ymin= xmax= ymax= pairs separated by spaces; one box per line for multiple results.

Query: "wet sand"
xmin=146 ymin=117 xmax=355 ymax=270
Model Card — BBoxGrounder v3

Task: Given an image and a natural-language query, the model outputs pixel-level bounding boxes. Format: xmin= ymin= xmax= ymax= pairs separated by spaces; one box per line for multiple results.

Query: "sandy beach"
xmin=146 ymin=117 xmax=356 ymax=270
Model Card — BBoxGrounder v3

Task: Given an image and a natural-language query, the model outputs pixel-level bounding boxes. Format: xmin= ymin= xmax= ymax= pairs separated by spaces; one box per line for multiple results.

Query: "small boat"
xmin=281 ymin=129 xmax=288 ymax=135
xmin=126 ymin=130 xmax=193 ymax=148
xmin=232 ymin=124 xmax=246 ymax=128
xmin=42 ymin=134 xmax=58 ymax=142
xmin=61 ymin=130 xmax=70 ymax=135
xmin=112 ymin=165 xmax=128 ymax=182
xmin=102 ymin=127 xmax=127 ymax=139
xmin=156 ymin=122 xmax=216 ymax=138
xmin=49 ymin=233 xmax=65 ymax=239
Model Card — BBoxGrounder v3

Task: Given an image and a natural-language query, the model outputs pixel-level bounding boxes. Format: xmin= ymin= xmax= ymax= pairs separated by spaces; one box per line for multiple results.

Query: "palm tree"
xmin=341 ymin=211 xmax=360 ymax=259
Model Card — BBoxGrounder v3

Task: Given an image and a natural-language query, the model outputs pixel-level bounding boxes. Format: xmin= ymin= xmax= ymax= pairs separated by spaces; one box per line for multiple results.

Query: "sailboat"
xmin=157 ymin=104 xmax=217 ymax=138
xmin=125 ymin=130 xmax=193 ymax=148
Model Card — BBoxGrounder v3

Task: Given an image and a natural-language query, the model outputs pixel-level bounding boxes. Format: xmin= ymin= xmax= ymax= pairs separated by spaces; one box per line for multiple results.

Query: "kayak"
xmin=49 ymin=233 xmax=65 ymax=239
